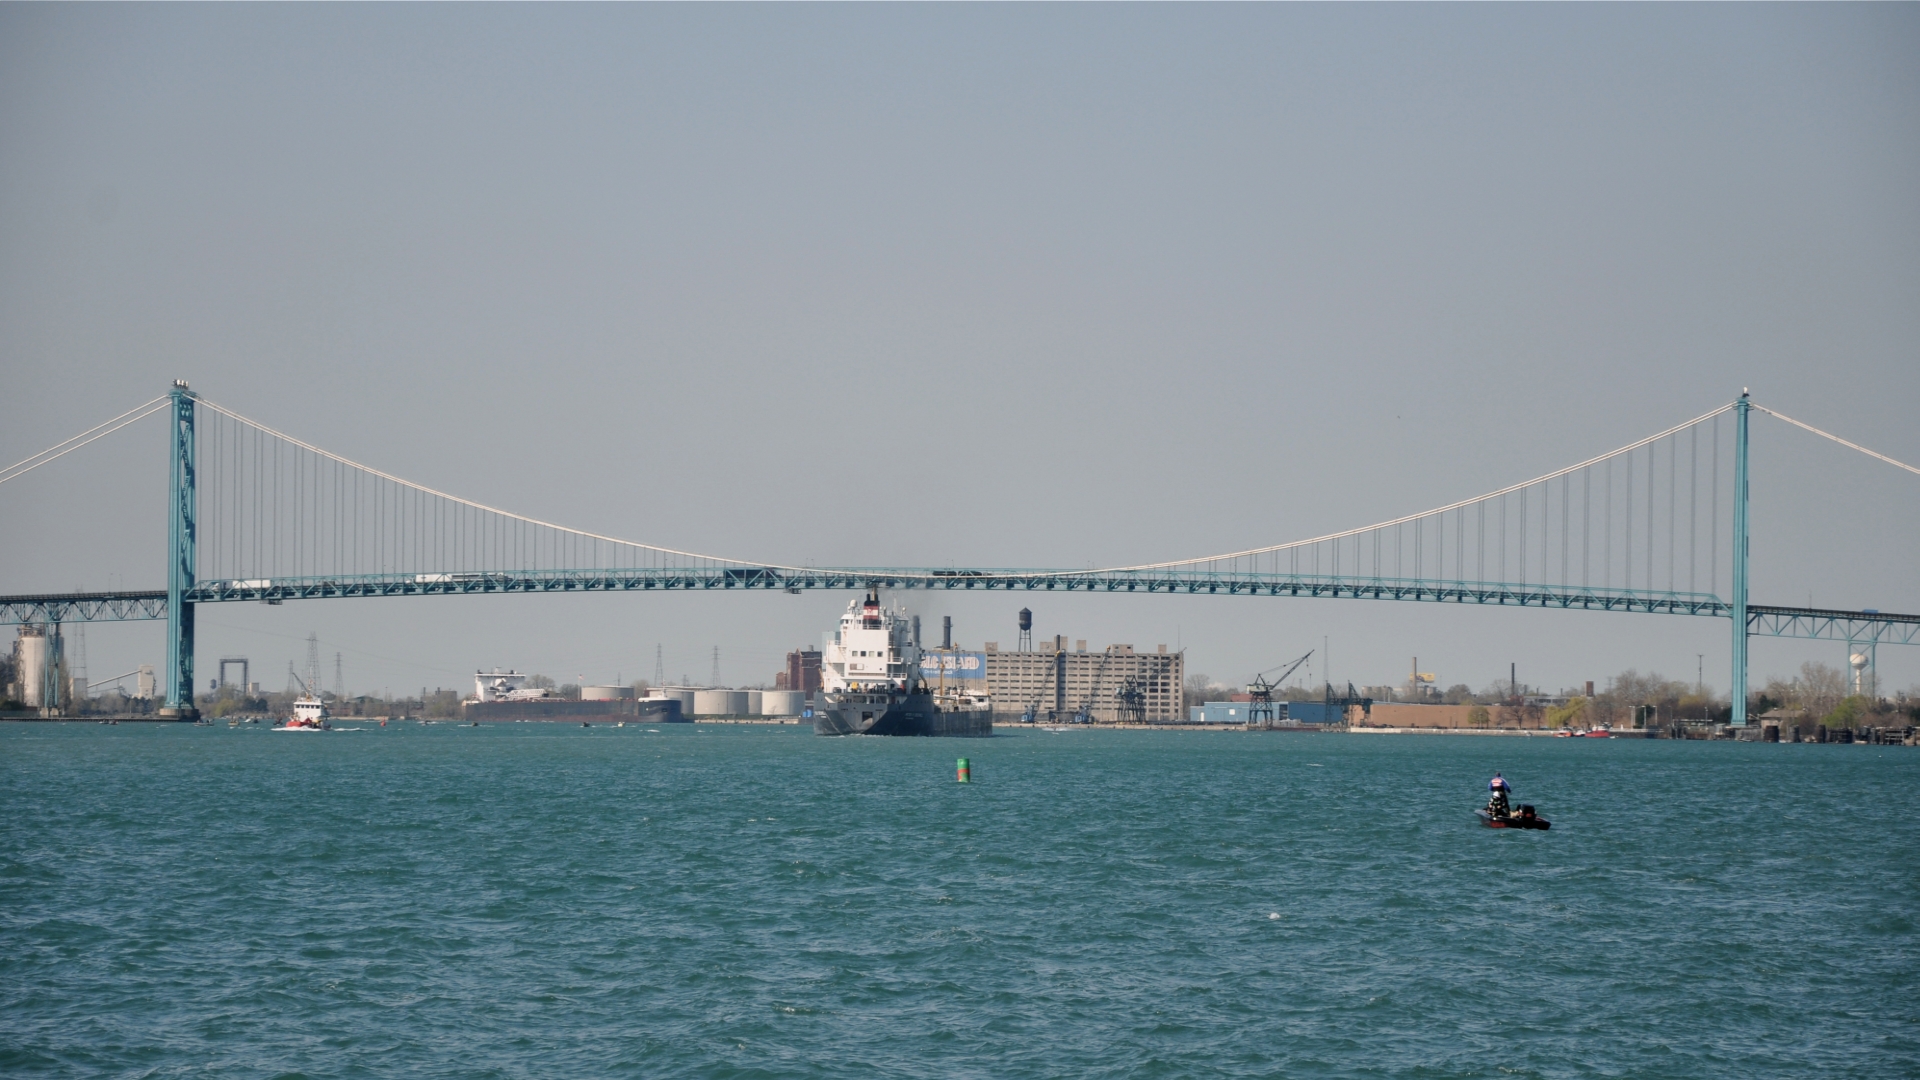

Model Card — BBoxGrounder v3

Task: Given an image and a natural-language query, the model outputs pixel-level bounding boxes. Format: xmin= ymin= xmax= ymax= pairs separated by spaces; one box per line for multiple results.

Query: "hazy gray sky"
xmin=3 ymin=5 xmax=1916 ymax=699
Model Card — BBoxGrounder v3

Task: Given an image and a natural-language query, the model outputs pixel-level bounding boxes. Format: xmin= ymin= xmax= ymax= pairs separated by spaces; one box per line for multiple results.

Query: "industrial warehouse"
xmin=905 ymin=608 xmax=1177 ymax=724
xmin=979 ymin=637 xmax=1184 ymax=723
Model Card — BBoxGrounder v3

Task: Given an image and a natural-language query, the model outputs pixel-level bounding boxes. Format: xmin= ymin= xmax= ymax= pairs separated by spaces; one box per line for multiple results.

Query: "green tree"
xmin=1822 ymin=695 xmax=1870 ymax=729
xmin=1545 ymin=697 xmax=1589 ymax=729
xmin=1795 ymin=662 xmax=1848 ymax=719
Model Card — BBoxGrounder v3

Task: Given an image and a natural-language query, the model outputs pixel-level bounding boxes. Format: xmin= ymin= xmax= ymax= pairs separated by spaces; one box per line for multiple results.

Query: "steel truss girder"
xmin=1746 ymin=605 xmax=1920 ymax=646
xmin=6 ymin=578 xmax=1915 ymax=645
xmin=175 ymin=568 xmax=1729 ymax=615
xmin=0 ymin=591 xmax=168 ymax=624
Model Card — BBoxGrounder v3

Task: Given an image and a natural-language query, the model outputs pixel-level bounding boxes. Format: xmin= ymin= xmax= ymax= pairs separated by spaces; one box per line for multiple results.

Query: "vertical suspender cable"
xmin=1518 ymin=488 xmax=1526 ymax=585
xmin=1603 ymin=459 xmax=1611 ymax=591
xmin=1624 ymin=449 xmax=1633 ymax=594
xmin=1646 ymin=440 xmax=1655 ymax=594
xmin=1711 ymin=415 xmax=1719 ymax=599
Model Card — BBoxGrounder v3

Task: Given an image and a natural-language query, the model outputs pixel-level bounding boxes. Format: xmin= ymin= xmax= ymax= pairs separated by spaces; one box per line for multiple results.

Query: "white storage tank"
xmin=580 ymin=684 xmax=634 ymax=701
xmin=692 ymin=689 xmax=749 ymax=717
xmin=745 ymin=690 xmax=763 ymax=715
xmin=16 ymin=627 xmax=50 ymax=707
xmin=647 ymin=689 xmax=695 ymax=714
xmin=759 ymin=690 xmax=804 ymax=716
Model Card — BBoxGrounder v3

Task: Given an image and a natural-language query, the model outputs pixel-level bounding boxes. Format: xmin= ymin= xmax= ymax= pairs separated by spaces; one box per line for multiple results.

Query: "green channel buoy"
xmin=956 ymin=757 xmax=971 ymax=783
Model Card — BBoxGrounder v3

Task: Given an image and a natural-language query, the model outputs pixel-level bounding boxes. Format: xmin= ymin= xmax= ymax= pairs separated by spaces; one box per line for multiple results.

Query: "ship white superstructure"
xmin=473 ymin=669 xmax=557 ymax=702
xmin=814 ymin=590 xmax=990 ymax=738
xmin=821 ymin=592 xmax=920 ymax=694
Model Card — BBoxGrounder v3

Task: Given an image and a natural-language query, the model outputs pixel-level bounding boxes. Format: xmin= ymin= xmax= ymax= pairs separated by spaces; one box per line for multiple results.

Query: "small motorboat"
xmin=1476 ymin=804 xmax=1551 ymax=830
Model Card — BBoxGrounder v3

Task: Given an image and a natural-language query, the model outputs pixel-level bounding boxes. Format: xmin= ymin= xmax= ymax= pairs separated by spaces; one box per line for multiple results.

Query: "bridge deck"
xmin=2 ymin=576 xmax=1914 ymax=644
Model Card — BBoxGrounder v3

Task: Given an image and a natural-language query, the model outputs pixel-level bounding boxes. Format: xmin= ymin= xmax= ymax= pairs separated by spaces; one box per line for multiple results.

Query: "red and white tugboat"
xmin=274 ymin=691 xmax=332 ymax=731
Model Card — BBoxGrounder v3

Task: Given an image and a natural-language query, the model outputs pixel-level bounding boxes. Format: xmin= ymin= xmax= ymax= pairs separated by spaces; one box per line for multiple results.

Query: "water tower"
xmin=1017 ymin=608 xmax=1033 ymax=652
xmin=1849 ymin=650 xmax=1873 ymax=699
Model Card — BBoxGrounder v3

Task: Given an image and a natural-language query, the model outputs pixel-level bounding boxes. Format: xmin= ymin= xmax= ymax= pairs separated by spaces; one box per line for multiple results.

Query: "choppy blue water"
xmin=3 ymin=723 xmax=1915 ymax=1078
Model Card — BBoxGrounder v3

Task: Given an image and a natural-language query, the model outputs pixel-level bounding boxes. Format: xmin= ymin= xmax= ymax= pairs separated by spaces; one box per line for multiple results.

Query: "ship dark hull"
xmin=463 ymin=698 xmax=686 ymax=723
xmin=814 ymin=692 xmax=992 ymax=737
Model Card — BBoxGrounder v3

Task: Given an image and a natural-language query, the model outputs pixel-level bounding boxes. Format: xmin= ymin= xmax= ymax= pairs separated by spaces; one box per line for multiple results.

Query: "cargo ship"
xmin=461 ymin=669 xmax=686 ymax=723
xmin=813 ymin=590 xmax=991 ymax=737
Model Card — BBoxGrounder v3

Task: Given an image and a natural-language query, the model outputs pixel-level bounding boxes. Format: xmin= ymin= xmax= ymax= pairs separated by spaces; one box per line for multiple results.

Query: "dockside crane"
xmin=1071 ymin=649 xmax=1116 ymax=724
xmin=1021 ymin=688 xmax=1050 ymax=725
xmin=1114 ymin=677 xmax=1148 ymax=725
xmin=1247 ymin=650 xmax=1313 ymax=728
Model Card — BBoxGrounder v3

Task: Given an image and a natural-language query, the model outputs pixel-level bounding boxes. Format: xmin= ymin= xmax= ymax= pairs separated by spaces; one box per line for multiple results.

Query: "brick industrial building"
xmin=775 ymin=649 xmax=822 ymax=695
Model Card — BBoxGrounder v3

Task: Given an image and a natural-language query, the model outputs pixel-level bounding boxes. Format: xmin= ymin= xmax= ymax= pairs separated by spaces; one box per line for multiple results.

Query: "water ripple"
xmin=2 ymin=725 xmax=1914 ymax=1077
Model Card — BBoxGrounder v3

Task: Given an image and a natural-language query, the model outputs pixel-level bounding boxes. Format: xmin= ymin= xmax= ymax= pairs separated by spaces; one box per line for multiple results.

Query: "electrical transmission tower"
xmin=334 ymin=653 xmax=344 ymax=699
xmin=306 ymin=633 xmax=321 ymax=699
xmin=709 ymin=646 xmax=721 ymax=688
xmin=654 ymin=644 xmax=664 ymax=687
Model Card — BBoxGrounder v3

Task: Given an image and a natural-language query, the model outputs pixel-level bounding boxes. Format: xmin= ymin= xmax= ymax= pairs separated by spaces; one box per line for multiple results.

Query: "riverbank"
xmin=1348 ymin=726 xmax=1575 ymax=737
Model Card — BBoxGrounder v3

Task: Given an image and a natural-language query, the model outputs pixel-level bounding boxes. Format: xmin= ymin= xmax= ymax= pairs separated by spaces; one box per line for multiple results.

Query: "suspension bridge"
xmin=3 ymin=381 xmax=1916 ymax=723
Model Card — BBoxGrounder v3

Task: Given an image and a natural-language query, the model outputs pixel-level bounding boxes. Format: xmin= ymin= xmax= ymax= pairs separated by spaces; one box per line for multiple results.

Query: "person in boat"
xmin=1486 ymin=772 xmax=1512 ymax=817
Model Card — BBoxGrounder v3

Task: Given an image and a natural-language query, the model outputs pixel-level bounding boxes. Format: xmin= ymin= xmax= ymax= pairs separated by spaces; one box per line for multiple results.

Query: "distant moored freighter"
xmin=813 ymin=589 xmax=991 ymax=737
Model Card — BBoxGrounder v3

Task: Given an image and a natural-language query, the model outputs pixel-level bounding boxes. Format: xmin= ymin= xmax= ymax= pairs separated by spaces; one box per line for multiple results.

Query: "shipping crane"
xmin=1114 ymin=677 xmax=1148 ymax=725
xmin=1247 ymin=650 xmax=1313 ymax=728
xmin=1071 ymin=649 xmax=1117 ymax=724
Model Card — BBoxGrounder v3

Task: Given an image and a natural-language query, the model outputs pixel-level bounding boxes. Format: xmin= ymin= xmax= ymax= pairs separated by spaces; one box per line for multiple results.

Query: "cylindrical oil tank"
xmin=693 ymin=689 xmax=749 ymax=717
xmin=17 ymin=627 xmax=50 ymax=707
xmin=648 ymin=689 xmax=695 ymax=714
xmin=745 ymin=690 xmax=763 ymax=715
xmin=759 ymin=690 xmax=804 ymax=716
xmin=580 ymin=684 xmax=634 ymax=701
